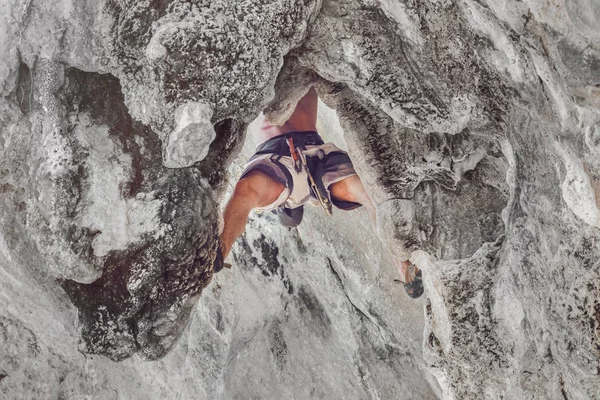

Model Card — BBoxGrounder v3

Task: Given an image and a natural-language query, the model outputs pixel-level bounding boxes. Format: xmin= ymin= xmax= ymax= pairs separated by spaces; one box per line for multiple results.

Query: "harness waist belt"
xmin=255 ymin=131 xmax=324 ymax=156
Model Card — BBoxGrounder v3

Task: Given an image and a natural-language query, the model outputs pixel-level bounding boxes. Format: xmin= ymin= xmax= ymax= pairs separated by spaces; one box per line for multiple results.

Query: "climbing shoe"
xmin=276 ymin=205 xmax=304 ymax=228
xmin=404 ymin=264 xmax=424 ymax=299
xmin=213 ymin=242 xmax=231 ymax=273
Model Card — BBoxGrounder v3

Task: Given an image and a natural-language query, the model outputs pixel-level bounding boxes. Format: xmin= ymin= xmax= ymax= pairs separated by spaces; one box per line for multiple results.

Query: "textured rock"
xmin=106 ymin=0 xmax=322 ymax=134
xmin=1 ymin=0 xmax=600 ymax=398
xmin=163 ymin=101 xmax=215 ymax=168
xmin=1 ymin=65 xmax=221 ymax=361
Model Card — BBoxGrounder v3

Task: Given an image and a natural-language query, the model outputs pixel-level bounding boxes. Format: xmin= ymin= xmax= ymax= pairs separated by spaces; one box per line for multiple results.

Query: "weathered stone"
xmin=163 ymin=102 xmax=216 ymax=168
xmin=1 ymin=0 xmax=600 ymax=398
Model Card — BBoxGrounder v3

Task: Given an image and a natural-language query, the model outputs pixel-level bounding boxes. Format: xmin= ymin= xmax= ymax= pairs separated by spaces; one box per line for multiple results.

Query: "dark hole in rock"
xmin=9 ymin=61 xmax=33 ymax=114
xmin=55 ymin=68 xmax=217 ymax=362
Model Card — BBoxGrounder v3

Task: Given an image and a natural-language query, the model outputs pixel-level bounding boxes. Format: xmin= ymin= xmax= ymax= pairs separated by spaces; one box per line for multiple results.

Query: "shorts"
xmin=240 ymin=133 xmax=361 ymax=211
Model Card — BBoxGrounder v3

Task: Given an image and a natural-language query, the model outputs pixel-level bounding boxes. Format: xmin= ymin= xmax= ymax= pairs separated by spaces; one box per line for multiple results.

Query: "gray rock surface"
xmin=1 ymin=0 xmax=600 ymax=399
xmin=163 ymin=101 xmax=216 ymax=168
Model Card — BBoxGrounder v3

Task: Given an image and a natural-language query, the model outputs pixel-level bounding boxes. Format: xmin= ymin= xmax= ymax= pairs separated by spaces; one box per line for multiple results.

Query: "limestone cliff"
xmin=0 ymin=0 xmax=599 ymax=399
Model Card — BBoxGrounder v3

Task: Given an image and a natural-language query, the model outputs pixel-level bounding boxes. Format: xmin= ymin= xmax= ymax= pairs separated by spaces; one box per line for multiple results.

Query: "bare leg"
xmin=328 ymin=175 xmax=414 ymax=283
xmin=329 ymin=175 xmax=378 ymax=232
xmin=222 ymin=87 xmax=317 ymax=261
xmin=220 ymin=171 xmax=285 ymax=259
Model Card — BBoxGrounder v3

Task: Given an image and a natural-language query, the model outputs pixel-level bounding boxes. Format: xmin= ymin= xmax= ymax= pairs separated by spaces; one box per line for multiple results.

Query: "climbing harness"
xmin=243 ymin=131 xmax=358 ymax=226
xmin=286 ymin=137 xmax=333 ymax=216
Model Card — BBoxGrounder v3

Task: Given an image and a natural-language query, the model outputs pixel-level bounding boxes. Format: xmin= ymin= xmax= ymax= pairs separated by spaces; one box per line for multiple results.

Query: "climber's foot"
xmin=399 ymin=260 xmax=424 ymax=299
xmin=213 ymin=240 xmax=232 ymax=274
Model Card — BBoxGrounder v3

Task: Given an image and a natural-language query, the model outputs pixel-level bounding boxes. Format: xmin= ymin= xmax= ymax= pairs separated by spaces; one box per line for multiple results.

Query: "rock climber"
xmin=214 ymin=87 xmax=423 ymax=298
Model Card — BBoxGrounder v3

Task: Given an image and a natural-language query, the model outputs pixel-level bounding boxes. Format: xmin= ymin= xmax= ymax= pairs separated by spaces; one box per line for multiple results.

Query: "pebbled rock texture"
xmin=1 ymin=0 xmax=600 ymax=398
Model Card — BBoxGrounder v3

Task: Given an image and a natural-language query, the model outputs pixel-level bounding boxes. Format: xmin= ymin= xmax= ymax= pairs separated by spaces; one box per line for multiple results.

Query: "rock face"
xmin=1 ymin=0 xmax=600 ymax=399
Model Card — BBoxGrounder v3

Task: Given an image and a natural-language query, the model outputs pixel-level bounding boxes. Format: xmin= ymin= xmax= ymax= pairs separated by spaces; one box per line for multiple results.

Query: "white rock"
xmin=163 ymin=102 xmax=216 ymax=168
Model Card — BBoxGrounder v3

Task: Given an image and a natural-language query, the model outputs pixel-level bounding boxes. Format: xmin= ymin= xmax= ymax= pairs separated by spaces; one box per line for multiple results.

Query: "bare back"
xmin=247 ymin=87 xmax=319 ymax=146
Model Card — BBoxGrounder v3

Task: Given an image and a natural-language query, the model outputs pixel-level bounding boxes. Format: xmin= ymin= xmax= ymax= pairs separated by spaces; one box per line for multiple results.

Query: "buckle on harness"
xmin=303 ymin=134 xmax=320 ymax=146
xmin=286 ymin=137 xmax=333 ymax=216
xmin=286 ymin=137 xmax=303 ymax=173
